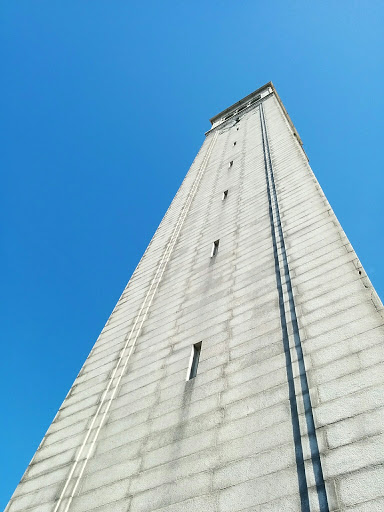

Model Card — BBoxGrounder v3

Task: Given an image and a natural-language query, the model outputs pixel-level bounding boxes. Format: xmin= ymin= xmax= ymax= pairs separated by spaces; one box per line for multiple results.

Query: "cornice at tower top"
xmin=207 ymin=81 xmax=304 ymax=155
xmin=209 ymin=81 xmax=273 ymax=126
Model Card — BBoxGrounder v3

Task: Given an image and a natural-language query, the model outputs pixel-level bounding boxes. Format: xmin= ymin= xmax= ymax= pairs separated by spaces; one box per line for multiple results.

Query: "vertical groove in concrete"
xmin=260 ymin=102 xmax=329 ymax=512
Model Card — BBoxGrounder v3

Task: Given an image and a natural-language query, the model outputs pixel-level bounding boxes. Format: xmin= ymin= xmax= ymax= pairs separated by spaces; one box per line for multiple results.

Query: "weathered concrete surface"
xmin=6 ymin=82 xmax=384 ymax=512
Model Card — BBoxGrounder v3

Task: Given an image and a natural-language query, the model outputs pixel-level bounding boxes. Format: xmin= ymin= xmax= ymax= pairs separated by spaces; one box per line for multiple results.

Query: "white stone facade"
xmin=6 ymin=82 xmax=384 ymax=512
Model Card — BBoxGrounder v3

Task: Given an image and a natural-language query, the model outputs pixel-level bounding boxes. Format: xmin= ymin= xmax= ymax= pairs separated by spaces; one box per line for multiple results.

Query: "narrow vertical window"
xmin=188 ymin=342 xmax=202 ymax=380
xmin=228 ymin=161 xmax=233 ymax=168
xmin=222 ymin=190 xmax=228 ymax=201
xmin=211 ymin=239 xmax=220 ymax=257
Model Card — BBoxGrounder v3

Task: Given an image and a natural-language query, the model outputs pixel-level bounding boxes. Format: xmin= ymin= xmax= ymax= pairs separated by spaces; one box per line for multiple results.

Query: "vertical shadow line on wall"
xmin=259 ymin=104 xmax=310 ymax=512
xmin=260 ymin=102 xmax=329 ymax=512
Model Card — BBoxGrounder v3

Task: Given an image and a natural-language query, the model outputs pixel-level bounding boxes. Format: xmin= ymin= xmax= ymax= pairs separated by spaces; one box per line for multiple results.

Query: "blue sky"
xmin=1 ymin=1 xmax=383 ymax=507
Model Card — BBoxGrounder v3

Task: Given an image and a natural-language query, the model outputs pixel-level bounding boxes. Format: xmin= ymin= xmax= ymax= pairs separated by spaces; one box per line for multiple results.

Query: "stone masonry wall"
xmin=6 ymin=86 xmax=384 ymax=512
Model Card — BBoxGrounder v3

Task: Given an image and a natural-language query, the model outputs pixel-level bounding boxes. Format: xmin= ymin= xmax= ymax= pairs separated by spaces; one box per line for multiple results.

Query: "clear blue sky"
xmin=1 ymin=1 xmax=383 ymax=507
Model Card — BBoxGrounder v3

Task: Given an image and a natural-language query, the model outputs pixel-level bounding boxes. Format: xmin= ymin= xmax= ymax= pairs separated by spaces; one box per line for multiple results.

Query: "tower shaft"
xmin=7 ymin=82 xmax=384 ymax=512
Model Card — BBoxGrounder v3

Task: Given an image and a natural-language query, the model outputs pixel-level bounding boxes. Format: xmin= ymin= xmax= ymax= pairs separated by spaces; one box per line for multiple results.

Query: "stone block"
xmin=129 ymin=472 xmax=211 ymax=512
xmin=217 ymin=467 xmax=298 ymax=512
xmin=220 ymin=401 xmax=290 ymax=442
xmin=69 ymin=480 xmax=129 ymax=512
xmin=338 ymin=466 xmax=384 ymax=507
xmin=324 ymin=433 xmax=384 ymax=478
xmin=213 ymin=442 xmax=294 ymax=490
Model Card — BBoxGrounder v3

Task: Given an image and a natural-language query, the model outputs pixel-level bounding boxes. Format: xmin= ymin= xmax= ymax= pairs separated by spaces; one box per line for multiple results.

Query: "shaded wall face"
xmin=6 ymin=91 xmax=384 ymax=512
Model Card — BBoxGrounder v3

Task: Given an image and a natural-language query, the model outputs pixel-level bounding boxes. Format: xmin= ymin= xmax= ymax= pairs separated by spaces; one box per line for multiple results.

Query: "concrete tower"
xmin=6 ymin=82 xmax=384 ymax=512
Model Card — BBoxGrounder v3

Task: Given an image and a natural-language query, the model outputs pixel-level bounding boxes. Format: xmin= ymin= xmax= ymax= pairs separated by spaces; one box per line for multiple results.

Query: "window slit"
xmin=211 ymin=239 xmax=220 ymax=257
xmin=188 ymin=342 xmax=202 ymax=380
